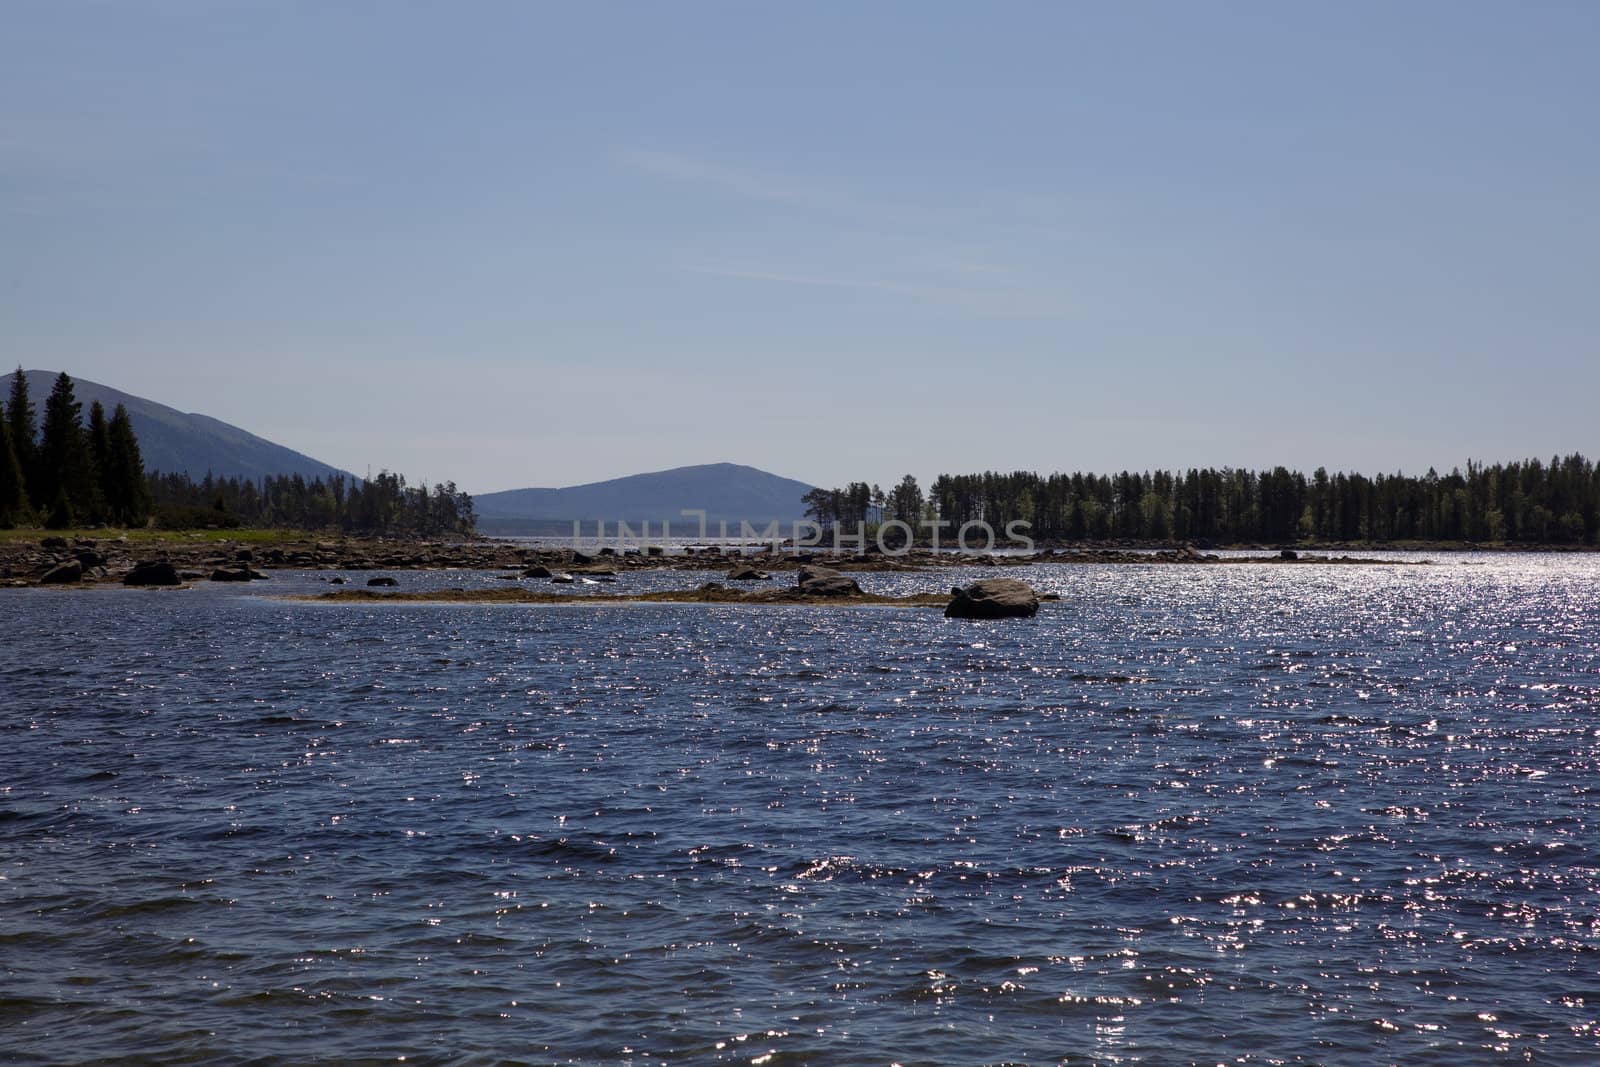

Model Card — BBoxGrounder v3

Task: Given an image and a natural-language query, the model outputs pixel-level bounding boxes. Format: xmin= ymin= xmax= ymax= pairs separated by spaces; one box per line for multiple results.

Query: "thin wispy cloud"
xmin=75 ymin=0 xmax=269 ymax=17
xmin=0 ymin=116 xmax=138 ymax=174
xmin=626 ymin=148 xmax=1072 ymax=318
xmin=617 ymin=149 xmax=875 ymax=217
xmin=679 ymin=263 xmax=1069 ymax=319
xmin=620 ymin=148 xmax=1084 ymax=230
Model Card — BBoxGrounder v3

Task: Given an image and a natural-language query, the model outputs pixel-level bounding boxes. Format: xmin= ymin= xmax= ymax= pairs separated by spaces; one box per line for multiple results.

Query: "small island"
xmin=299 ymin=571 xmax=1050 ymax=618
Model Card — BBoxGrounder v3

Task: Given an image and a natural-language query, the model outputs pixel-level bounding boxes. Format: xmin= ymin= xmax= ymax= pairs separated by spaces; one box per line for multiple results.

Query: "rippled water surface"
xmin=4 ymin=556 xmax=1600 ymax=1065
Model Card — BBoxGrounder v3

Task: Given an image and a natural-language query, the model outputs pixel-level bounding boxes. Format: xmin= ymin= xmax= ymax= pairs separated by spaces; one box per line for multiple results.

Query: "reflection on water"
xmin=2 ymin=554 xmax=1599 ymax=1063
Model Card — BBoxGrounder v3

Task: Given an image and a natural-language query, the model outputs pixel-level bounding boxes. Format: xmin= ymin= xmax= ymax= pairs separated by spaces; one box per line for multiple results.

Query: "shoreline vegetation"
xmin=807 ymin=456 xmax=1600 ymax=548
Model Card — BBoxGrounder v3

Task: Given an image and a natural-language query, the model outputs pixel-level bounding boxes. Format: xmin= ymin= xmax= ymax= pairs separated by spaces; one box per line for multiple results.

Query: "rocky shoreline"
xmin=300 ymin=571 xmax=1049 ymax=616
xmin=299 ymin=585 xmax=958 ymax=608
xmin=0 ymin=533 xmax=1430 ymax=590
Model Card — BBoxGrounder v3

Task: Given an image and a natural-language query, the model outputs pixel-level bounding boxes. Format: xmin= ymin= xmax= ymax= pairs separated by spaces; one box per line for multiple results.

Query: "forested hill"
xmin=3 ymin=369 xmax=472 ymax=535
xmin=21 ymin=370 xmax=350 ymax=483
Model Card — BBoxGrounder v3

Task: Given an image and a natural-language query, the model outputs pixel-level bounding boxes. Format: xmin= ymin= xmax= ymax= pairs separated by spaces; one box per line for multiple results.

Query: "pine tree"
xmin=36 ymin=372 xmax=97 ymax=524
xmin=0 ymin=406 xmax=27 ymax=526
xmin=105 ymin=403 xmax=151 ymax=526
xmin=7 ymin=368 xmax=38 ymax=508
xmin=46 ymin=488 xmax=74 ymax=530
xmin=85 ymin=400 xmax=111 ymax=524
xmin=890 ymin=474 xmax=923 ymax=525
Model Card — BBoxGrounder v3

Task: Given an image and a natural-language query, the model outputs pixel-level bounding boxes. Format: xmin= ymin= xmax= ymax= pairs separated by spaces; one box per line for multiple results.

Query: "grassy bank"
xmin=0 ymin=527 xmax=315 ymax=545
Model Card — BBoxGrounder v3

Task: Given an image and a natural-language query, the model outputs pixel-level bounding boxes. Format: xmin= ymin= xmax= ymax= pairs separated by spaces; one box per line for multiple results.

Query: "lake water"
xmin=3 ymin=555 xmax=1599 ymax=1064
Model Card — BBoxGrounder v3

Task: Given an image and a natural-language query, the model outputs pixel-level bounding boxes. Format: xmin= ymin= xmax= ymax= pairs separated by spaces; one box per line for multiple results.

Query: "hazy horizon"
xmin=6 ymin=2 xmax=1597 ymax=496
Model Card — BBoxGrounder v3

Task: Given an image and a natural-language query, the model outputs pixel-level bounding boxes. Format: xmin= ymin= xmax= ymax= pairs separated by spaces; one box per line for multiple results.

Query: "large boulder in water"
xmin=40 ymin=559 xmax=83 ymax=584
xmin=727 ymin=567 xmax=770 ymax=581
xmin=945 ymin=578 xmax=1040 ymax=619
xmin=366 ymin=576 xmax=399 ymax=587
xmin=797 ymin=565 xmax=863 ymax=597
xmin=210 ymin=566 xmax=267 ymax=582
xmin=124 ymin=560 xmax=180 ymax=586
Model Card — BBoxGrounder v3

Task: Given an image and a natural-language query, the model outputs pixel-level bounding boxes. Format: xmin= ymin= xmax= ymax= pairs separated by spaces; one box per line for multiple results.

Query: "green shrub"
xmin=154 ymin=504 xmax=242 ymax=530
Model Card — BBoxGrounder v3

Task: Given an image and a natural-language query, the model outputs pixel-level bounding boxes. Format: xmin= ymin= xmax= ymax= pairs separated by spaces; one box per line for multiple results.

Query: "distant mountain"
xmin=475 ymin=462 xmax=817 ymax=535
xmin=19 ymin=370 xmax=352 ymax=483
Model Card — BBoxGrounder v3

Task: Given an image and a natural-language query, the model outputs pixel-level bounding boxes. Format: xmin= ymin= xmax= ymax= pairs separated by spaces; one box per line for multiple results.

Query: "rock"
xmin=74 ymin=549 xmax=107 ymax=569
xmin=40 ymin=559 xmax=84 ymax=584
xmin=944 ymin=578 xmax=1040 ymax=619
xmin=1279 ymin=549 xmax=1299 ymax=560
xmin=40 ymin=536 xmax=68 ymax=550
xmin=329 ymin=576 xmax=347 ymax=585
xmin=802 ymin=575 xmax=864 ymax=596
xmin=550 ymin=573 xmax=575 ymax=584
xmin=571 ymin=551 xmax=595 ymax=565
xmin=235 ymin=548 xmax=254 ymax=562
xmin=727 ymin=568 xmax=771 ymax=581
xmin=210 ymin=566 xmax=267 ymax=582
xmin=525 ymin=565 xmax=554 ymax=578
xmin=796 ymin=566 xmax=863 ymax=597
xmin=366 ymin=576 xmax=399 ymax=587
xmin=798 ymin=564 xmax=843 ymax=582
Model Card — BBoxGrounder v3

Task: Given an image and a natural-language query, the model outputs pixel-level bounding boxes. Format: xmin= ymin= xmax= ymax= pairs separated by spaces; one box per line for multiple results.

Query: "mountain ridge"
xmin=18 ymin=370 xmax=354 ymax=484
xmin=474 ymin=462 xmax=817 ymax=533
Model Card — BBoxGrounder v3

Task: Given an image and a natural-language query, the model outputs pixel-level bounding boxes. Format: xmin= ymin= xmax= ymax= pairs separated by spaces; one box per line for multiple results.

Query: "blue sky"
xmin=4 ymin=1 xmax=1597 ymax=493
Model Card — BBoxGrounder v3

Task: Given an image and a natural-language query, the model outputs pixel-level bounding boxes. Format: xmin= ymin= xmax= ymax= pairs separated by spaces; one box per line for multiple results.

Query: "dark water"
xmin=3 ymin=557 xmax=1600 ymax=1065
